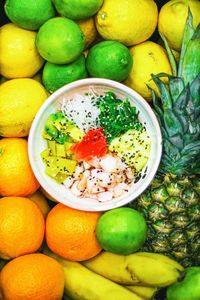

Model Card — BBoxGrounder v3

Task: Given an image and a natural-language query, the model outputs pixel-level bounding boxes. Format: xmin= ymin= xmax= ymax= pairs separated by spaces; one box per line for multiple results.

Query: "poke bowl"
xmin=28 ymin=78 xmax=162 ymax=211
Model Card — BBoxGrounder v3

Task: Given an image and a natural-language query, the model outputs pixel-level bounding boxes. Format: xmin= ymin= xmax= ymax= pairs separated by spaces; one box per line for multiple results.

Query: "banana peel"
xmin=45 ymin=248 xmax=144 ymax=300
xmin=126 ymin=286 xmax=158 ymax=300
xmin=82 ymin=251 xmax=184 ymax=287
xmin=134 ymin=252 xmax=183 ymax=271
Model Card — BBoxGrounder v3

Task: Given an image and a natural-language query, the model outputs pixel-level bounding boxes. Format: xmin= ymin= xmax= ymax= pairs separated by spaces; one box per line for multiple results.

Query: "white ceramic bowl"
xmin=28 ymin=78 xmax=162 ymax=211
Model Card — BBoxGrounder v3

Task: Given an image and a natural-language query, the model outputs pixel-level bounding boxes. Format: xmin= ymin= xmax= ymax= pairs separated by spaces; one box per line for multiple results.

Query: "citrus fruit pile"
xmin=0 ymin=0 xmax=200 ymax=299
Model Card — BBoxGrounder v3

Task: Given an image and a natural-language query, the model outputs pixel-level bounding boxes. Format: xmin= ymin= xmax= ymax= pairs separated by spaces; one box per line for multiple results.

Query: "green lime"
xmin=52 ymin=0 xmax=103 ymax=20
xmin=42 ymin=55 xmax=88 ymax=93
xmin=36 ymin=17 xmax=85 ymax=64
xmin=96 ymin=207 xmax=147 ymax=255
xmin=86 ymin=41 xmax=133 ymax=81
xmin=5 ymin=0 xmax=56 ymax=30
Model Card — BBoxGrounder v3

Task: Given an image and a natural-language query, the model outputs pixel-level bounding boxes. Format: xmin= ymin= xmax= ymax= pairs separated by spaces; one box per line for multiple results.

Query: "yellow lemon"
xmin=77 ymin=17 xmax=97 ymax=49
xmin=0 ymin=23 xmax=44 ymax=78
xmin=158 ymin=0 xmax=200 ymax=51
xmin=95 ymin=0 xmax=158 ymax=46
xmin=124 ymin=41 xmax=172 ymax=101
xmin=0 ymin=79 xmax=48 ymax=137
xmin=28 ymin=190 xmax=50 ymax=218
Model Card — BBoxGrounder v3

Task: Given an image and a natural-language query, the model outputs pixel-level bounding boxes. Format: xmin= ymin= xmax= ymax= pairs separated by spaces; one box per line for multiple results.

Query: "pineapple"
xmin=130 ymin=12 xmax=200 ymax=267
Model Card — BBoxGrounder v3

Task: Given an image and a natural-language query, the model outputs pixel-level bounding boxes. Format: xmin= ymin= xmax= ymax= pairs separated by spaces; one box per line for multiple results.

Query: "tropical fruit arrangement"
xmin=0 ymin=0 xmax=200 ymax=299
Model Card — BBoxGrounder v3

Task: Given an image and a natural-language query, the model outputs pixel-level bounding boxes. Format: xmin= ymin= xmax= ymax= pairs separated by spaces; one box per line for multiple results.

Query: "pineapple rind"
xmin=131 ymin=175 xmax=200 ymax=267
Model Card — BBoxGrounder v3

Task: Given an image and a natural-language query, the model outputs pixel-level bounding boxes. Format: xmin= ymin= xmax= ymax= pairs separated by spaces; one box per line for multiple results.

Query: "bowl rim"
xmin=28 ymin=78 xmax=162 ymax=211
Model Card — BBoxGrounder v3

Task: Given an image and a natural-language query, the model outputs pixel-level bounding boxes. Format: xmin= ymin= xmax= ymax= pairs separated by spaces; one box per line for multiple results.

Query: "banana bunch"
xmin=83 ymin=251 xmax=184 ymax=287
xmin=45 ymin=248 xmax=183 ymax=300
xmin=45 ymin=248 xmax=144 ymax=300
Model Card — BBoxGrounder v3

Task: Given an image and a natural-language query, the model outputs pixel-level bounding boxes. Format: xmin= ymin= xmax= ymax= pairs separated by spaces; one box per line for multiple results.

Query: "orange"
xmin=0 ymin=197 xmax=45 ymax=259
xmin=0 ymin=138 xmax=39 ymax=197
xmin=0 ymin=253 xmax=64 ymax=300
xmin=46 ymin=204 xmax=102 ymax=261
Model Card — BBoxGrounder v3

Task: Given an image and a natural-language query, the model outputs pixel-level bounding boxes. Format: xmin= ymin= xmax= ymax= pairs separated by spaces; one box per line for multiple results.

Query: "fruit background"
xmin=0 ymin=0 xmax=200 ymax=300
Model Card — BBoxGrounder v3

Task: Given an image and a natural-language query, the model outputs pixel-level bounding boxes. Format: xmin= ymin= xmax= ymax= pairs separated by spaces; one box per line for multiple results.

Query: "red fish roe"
xmin=71 ymin=128 xmax=107 ymax=161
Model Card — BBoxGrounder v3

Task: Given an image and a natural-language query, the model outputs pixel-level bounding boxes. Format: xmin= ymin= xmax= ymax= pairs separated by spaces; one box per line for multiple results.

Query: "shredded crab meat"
xmin=64 ymin=154 xmax=134 ymax=201
xmin=60 ymin=89 xmax=101 ymax=132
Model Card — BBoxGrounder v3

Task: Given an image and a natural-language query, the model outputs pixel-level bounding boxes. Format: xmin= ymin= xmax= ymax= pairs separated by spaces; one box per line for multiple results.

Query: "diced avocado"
xmin=45 ymin=165 xmax=58 ymax=178
xmin=41 ymin=148 xmax=50 ymax=162
xmin=109 ymin=128 xmax=151 ymax=172
xmin=45 ymin=156 xmax=77 ymax=175
xmin=47 ymin=140 xmax=56 ymax=156
xmin=46 ymin=167 xmax=68 ymax=183
xmin=64 ymin=142 xmax=74 ymax=157
xmin=44 ymin=155 xmax=77 ymax=183
xmin=48 ymin=112 xmax=74 ymax=133
xmin=55 ymin=131 xmax=68 ymax=144
xmin=64 ymin=142 xmax=74 ymax=151
xmin=56 ymin=143 xmax=66 ymax=157
xmin=45 ymin=123 xmax=58 ymax=139
xmin=55 ymin=157 xmax=77 ymax=174
xmin=53 ymin=117 xmax=72 ymax=132
xmin=42 ymin=131 xmax=53 ymax=140
xmin=44 ymin=112 xmax=68 ymax=141
xmin=54 ymin=172 xmax=68 ymax=184
xmin=44 ymin=111 xmax=84 ymax=144
xmin=68 ymin=126 xmax=85 ymax=142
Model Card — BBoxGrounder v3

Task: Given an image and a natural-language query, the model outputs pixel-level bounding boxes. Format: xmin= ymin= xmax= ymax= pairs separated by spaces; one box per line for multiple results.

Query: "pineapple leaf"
xmin=163 ymin=109 xmax=183 ymax=137
xmin=173 ymin=85 xmax=190 ymax=110
xmin=163 ymin=139 xmax=180 ymax=159
xmin=161 ymin=154 xmax=199 ymax=175
xmin=185 ymin=85 xmax=196 ymax=118
xmin=178 ymin=9 xmax=195 ymax=78
xmin=194 ymin=107 xmax=200 ymax=121
xmin=152 ymin=14 xmax=200 ymax=176
xmin=175 ymin=112 xmax=189 ymax=134
xmin=176 ymin=154 xmax=199 ymax=168
xmin=151 ymin=74 xmax=172 ymax=109
xmin=191 ymin=23 xmax=200 ymax=39
xmin=190 ymin=74 xmax=200 ymax=108
xmin=169 ymin=77 xmax=185 ymax=103
xmin=150 ymin=88 xmax=170 ymax=140
xmin=150 ymin=87 xmax=164 ymax=121
xmin=181 ymin=141 xmax=200 ymax=155
xmin=183 ymin=131 xmax=200 ymax=144
xmin=168 ymin=135 xmax=183 ymax=150
xmin=159 ymin=31 xmax=177 ymax=76
xmin=161 ymin=127 xmax=170 ymax=140
xmin=182 ymin=25 xmax=200 ymax=85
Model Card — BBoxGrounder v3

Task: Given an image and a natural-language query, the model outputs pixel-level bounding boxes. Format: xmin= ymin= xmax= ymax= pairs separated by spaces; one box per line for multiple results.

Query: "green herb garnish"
xmin=96 ymin=91 xmax=142 ymax=143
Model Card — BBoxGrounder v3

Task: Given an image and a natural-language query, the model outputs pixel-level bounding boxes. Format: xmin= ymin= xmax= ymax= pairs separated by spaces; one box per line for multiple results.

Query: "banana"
xmin=45 ymin=248 xmax=144 ymax=300
xmin=82 ymin=251 xmax=183 ymax=287
xmin=134 ymin=252 xmax=183 ymax=271
xmin=126 ymin=286 xmax=158 ymax=300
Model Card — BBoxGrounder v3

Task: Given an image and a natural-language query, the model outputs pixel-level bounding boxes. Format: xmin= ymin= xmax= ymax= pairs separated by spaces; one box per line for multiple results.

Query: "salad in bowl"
xmin=28 ymin=79 xmax=162 ymax=211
